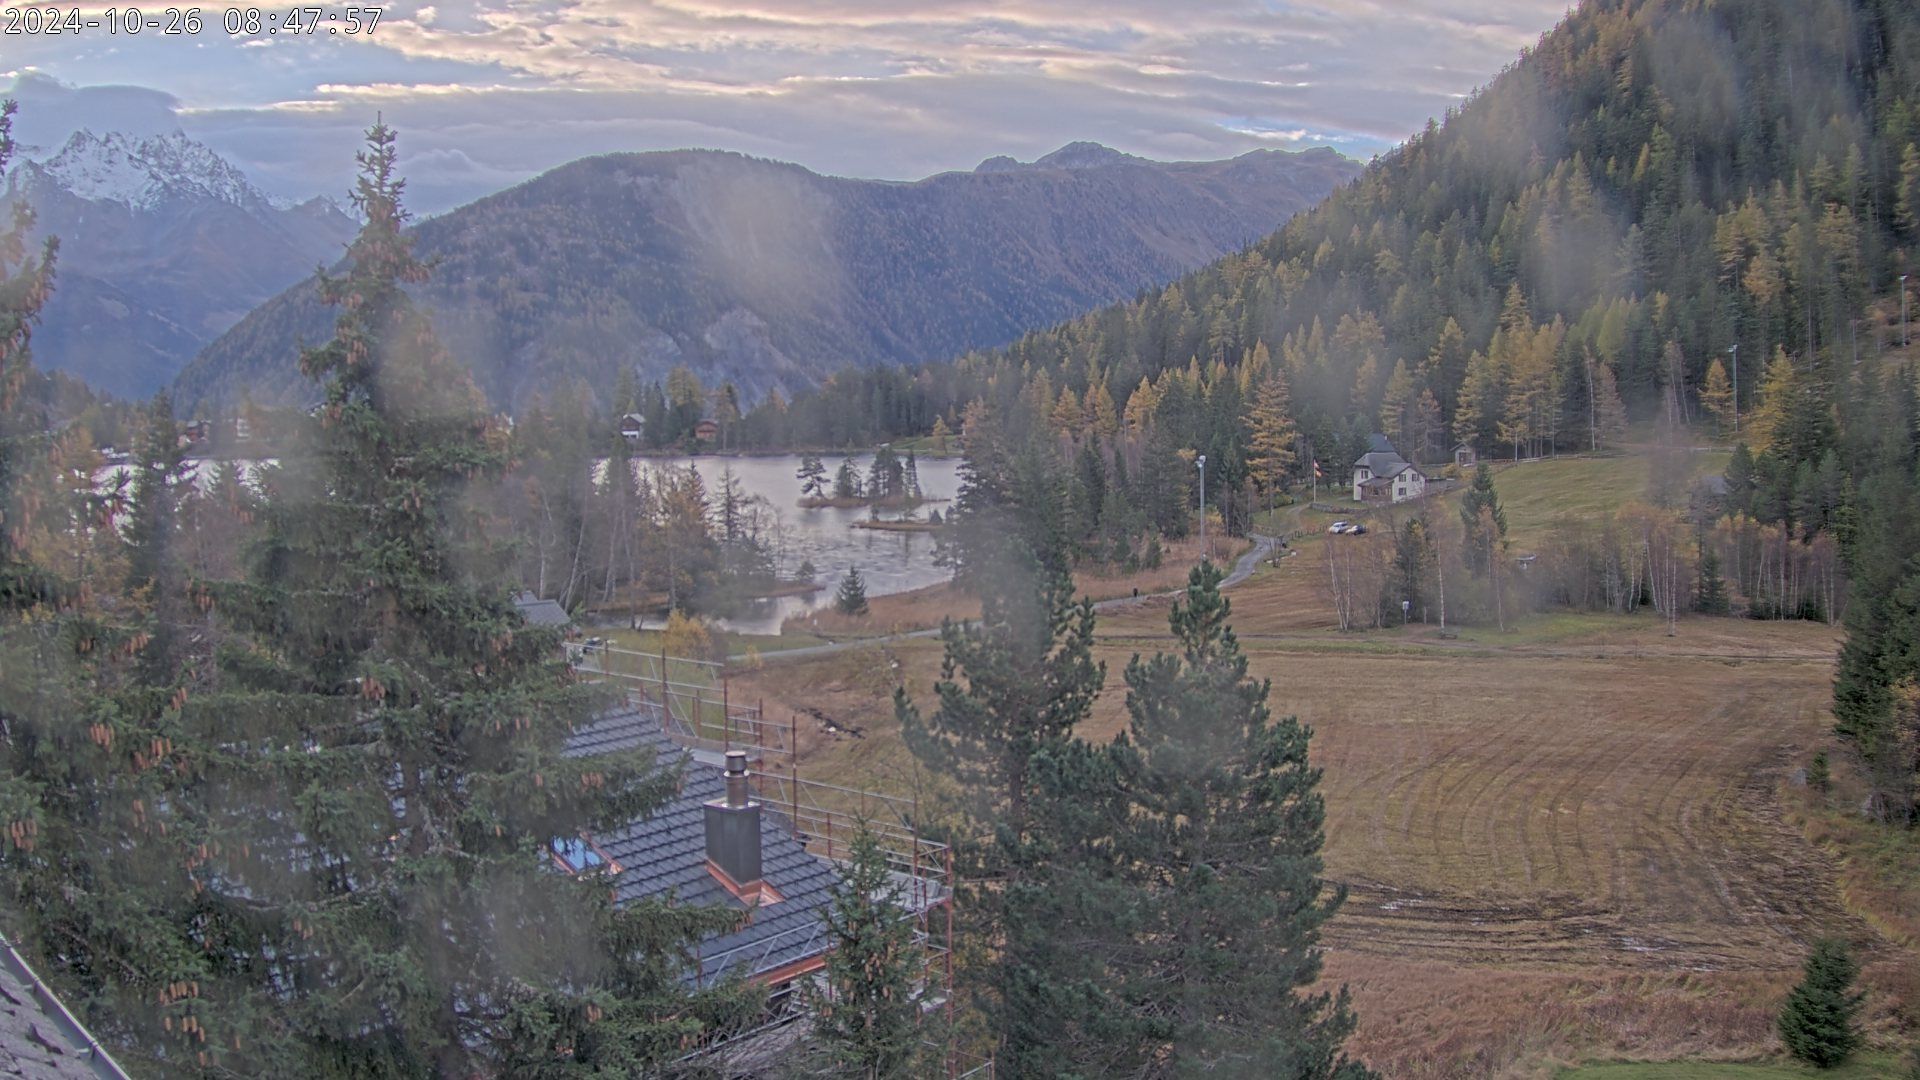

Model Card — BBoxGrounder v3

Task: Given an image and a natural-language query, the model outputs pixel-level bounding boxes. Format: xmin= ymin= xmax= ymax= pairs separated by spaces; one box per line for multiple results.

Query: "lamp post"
xmin=1727 ymin=343 xmax=1738 ymax=434
xmin=1196 ymin=454 xmax=1208 ymax=563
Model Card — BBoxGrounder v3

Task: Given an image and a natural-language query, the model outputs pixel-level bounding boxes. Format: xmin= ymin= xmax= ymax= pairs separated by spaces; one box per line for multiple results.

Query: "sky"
xmin=3 ymin=1 xmax=1571 ymax=215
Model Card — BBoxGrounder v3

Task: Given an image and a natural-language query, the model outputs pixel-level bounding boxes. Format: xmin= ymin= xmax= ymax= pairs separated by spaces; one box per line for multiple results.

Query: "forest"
xmin=7 ymin=0 xmax=1920 ymax=1073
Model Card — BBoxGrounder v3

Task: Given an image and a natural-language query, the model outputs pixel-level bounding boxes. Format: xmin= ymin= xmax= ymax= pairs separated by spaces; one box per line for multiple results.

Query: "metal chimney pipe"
xmin=724 ymin=750 xmax=750 ymax=808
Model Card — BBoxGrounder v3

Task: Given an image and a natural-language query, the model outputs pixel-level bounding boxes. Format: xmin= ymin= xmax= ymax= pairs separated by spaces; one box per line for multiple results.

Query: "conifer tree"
xmin=1245 ymin=367 xmax=1298 ymax=522
xmin=1693 ymin=547 xmax=1730 ymax=615
xmin=802 ymin=828 xmax=927 ymax=1079
xmin=1460 ymin=463 xmax=1508 ymax=574
xmin=1701 ymin=357 xmax=1735 ymax=436
xmin=1777 ymin=938 xmax=1863 ymax=1067
xmin=1592 ymin=360 xmax=1629 ymax=450
xmin=1104 ymin=563 xmax=1373 ymax=1077
xmin=0 ymin=100 xmax=59 ymax=608
xmin=797 ymin=453 xmax=828 ymax=498
xmin=835 ymin=565 xmax=870 ymax=615
xmin=835 ymin=456 xmax=863 ymax=500
xmin=897 ymin=538 xmax=1104 ymax=1073
xmin=178 ymin=121 xmax=745 ymax=1074
xmin=1378 ymin=358 xmax=1415 ymax=447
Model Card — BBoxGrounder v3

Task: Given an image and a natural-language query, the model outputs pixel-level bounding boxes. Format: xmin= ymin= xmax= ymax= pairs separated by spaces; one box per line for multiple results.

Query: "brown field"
xmin=729 ymin=462 xmax=1910 ymax=1078
xmin=784 ymin=533 xmax=1248 ymax=638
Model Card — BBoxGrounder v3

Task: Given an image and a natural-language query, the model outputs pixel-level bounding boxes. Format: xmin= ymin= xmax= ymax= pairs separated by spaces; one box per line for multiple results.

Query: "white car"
xmin=1328 ymin=521 xmax=1351 ymax=534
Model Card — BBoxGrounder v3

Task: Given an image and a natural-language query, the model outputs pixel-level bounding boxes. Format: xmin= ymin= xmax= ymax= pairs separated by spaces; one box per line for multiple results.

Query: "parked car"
xmin=1348 ymin=523 xmax=1368 ymax=535
xmin=1328 ymin=520 xmax=1351 ymax=534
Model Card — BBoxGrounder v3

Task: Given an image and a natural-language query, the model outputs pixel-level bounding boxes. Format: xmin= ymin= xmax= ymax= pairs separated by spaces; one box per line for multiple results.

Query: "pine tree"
xmin=0 ymin=100 xmax=60 ymax=609
xmin=1245 ymin=367 xmax=1298 ymax=522
xmin=121 ymin=393 xmax=194 ymax=679
xmin=834 ymin=456 xmax=863 ymax=500
xmin=803 ymin=828 xmax=928 ymax=1079
xmin=1701 ymin=357 xmax=1735 ymax=436
xmin=897 ymin=542 xmax=1104 ymax=1073
xmin=929 ymin=415 xmax=952 ymax=455
xmin=1379 ymin=358 xmax=1415 ymax=447
xmin=1693 ymin=546 xmax=1730 ymax=615
xmin=1777 ymin=939 xmax=1863 ymax=1068
xmin=1460 ymin=463 xmax=1508 ymax=575
xmin=1103 ymin=563 xmax=1373 ymax=1077
xmin=797 ymin=453 xmax=828 ymax=498
xmin=835 ymin=565 xmax=870 ymax=615
xmin=1455 ymin=350 xmax=1503 ymax=452
xmin=180 ymin=122 xmax=744 ymax=1073
xmin=1592 ymin=360 xmax=1629 ymax=450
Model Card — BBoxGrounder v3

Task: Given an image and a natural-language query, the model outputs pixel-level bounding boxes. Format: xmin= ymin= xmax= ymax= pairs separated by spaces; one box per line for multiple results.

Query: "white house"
xmin=619 ymin=413 xmax=646 ymax=446
xmin=1352 ymin=434 xmax=1428 ymax=504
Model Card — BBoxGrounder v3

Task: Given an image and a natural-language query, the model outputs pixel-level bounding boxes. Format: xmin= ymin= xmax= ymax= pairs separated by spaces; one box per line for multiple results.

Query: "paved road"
xmin=759 ymin=532 xmax=1278 ymax=664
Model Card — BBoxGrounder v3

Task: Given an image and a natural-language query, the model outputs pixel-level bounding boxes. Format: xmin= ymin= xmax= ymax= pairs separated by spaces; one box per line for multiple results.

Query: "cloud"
xmin=6 ymin=1 xmax=1569 ymax=212
xmin=2 ymin=72 xmax=182 ymax=154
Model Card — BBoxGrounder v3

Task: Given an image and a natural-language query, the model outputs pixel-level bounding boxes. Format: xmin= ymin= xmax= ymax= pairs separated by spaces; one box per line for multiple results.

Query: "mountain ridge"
xmin=4 ymin=130 xmax=357 ymax=398
xmin=174 ymin=141 xmax=1360 ymax=412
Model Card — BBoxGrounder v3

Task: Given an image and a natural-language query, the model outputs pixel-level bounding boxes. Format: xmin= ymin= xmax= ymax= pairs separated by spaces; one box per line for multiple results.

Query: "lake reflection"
xmin=634 ymin=453 xmax=961 ymax=636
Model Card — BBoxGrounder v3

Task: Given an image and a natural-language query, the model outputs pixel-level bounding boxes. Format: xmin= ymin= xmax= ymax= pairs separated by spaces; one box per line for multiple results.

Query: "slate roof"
xmin=0 ymin=936 xmax=131 ymax=1079
xmin=564 ymin=705 xmax=842 ymax=987
xmin=513 ymin=592 xmax=572 ymax=629
xmin=1354 ymin=434 xmax=1424 ymax=479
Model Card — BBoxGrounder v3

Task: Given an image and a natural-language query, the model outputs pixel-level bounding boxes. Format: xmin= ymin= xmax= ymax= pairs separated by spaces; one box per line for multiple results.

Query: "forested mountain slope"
xmin=753 ymin=0 xmax=1919 ymax=460
xmin=175 ymin=144 xmax=1358 ymax=411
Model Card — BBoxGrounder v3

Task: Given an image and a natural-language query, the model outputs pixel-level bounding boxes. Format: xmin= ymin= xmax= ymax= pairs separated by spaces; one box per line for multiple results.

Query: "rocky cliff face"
xmin=175 ymin=143 xmax=1360 ymax=411
xmin=4 ymin=130 xmax=357 ymax=397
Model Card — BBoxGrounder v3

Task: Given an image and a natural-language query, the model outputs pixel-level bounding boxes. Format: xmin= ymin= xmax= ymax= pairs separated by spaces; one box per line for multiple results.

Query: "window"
xmin=551 ymin=835 xmax=621 ymax=874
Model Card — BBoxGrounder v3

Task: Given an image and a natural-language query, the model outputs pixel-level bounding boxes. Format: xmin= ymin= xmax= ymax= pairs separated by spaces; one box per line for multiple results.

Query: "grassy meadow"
xmin=723 ymin=449 xmax=1916 ymax=1077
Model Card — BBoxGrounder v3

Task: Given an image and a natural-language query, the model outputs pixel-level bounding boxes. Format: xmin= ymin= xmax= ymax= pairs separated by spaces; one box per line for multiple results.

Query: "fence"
xmin=571 ymin=643 xmax=794 ymax=758
xmin=579 ymin=645 xmax=982 ymax=1076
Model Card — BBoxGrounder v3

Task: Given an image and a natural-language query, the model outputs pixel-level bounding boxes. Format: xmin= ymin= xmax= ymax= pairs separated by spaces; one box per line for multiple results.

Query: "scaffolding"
xmin=579 ymin=646 xmax=989 ymax=1078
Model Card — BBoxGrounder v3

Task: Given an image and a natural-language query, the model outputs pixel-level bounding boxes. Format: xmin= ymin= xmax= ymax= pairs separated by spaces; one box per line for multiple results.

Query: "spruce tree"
xmin=0 ymin=99 xmax=60 ymax=608
xmin=174 ymin=121 xmax=746 ymax=1074
xmin=897 ymin=537 xmax=1104 ymax=1073
xmin=835 ymin=565 xmax=870 ymax=616
xmin=1693 ymin=547 xmax=1730 ymax=615
xmin=1777 ymin=938 xmax=1863 ymax=1068
xmin=1104 ymin=563 xmax=1373 ymax=1077
xmin=802 ymin=828 xmax=927 ymax=1079
xmin=1460 ymin=463 xmax=1507 ymax=575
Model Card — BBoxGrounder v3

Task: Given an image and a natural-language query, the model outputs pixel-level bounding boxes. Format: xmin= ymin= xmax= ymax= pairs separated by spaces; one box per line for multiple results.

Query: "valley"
xmin=729 ymin=451 xmax=1905 ymax=1078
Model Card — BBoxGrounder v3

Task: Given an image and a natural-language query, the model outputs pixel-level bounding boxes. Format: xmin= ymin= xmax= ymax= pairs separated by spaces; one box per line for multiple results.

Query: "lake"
xmin=94 ymin=452 xmax=958 ymax=637
xmin=632 ymin=453 xmax=962 ymax=635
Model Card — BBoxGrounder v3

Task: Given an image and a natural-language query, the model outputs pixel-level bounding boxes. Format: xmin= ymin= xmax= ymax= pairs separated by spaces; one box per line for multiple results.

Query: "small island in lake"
xmin=794 ymin=447 xmax=949 ymax=512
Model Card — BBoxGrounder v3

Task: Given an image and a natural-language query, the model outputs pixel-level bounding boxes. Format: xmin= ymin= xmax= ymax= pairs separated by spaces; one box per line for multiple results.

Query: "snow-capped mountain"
xmin=4 ymin=131 xmax=356 ymax=398
xmin=31 ymin=130 xmax=272 ymax=212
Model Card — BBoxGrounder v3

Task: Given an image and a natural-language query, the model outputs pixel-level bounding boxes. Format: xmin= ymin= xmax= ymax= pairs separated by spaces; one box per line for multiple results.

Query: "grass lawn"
xmin=1558 ymin=1056 xmax=1902 ymax=1078
xmin=1477 ymin=450 xmax=1729 ymax=547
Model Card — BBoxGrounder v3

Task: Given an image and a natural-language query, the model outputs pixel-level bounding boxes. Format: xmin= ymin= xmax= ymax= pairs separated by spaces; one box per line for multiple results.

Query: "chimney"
xmin=704 ymin=751 xmax=762 ymax=892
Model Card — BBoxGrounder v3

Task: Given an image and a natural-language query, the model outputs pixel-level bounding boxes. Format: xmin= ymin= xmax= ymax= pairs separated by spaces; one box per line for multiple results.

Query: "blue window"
xmin=552 ymin=836 xmax=604 ymax=872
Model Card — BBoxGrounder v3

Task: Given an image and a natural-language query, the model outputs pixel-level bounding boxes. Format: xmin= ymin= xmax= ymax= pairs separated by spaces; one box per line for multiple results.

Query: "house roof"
xmin=0 ymin=935 xmax=132 ymax=1079
xmin=513 ymin=592 xmax=572 ymax=629
xmin=563 ymin=706 xmax=842 ymax=987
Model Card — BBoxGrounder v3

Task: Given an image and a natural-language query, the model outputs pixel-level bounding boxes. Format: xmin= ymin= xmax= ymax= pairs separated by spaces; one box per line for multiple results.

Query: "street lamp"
xmin=1196 ymin=454 xmax=1207 ymax=562
xmin=1727 ymin=343 xmax=1738 ymax=434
